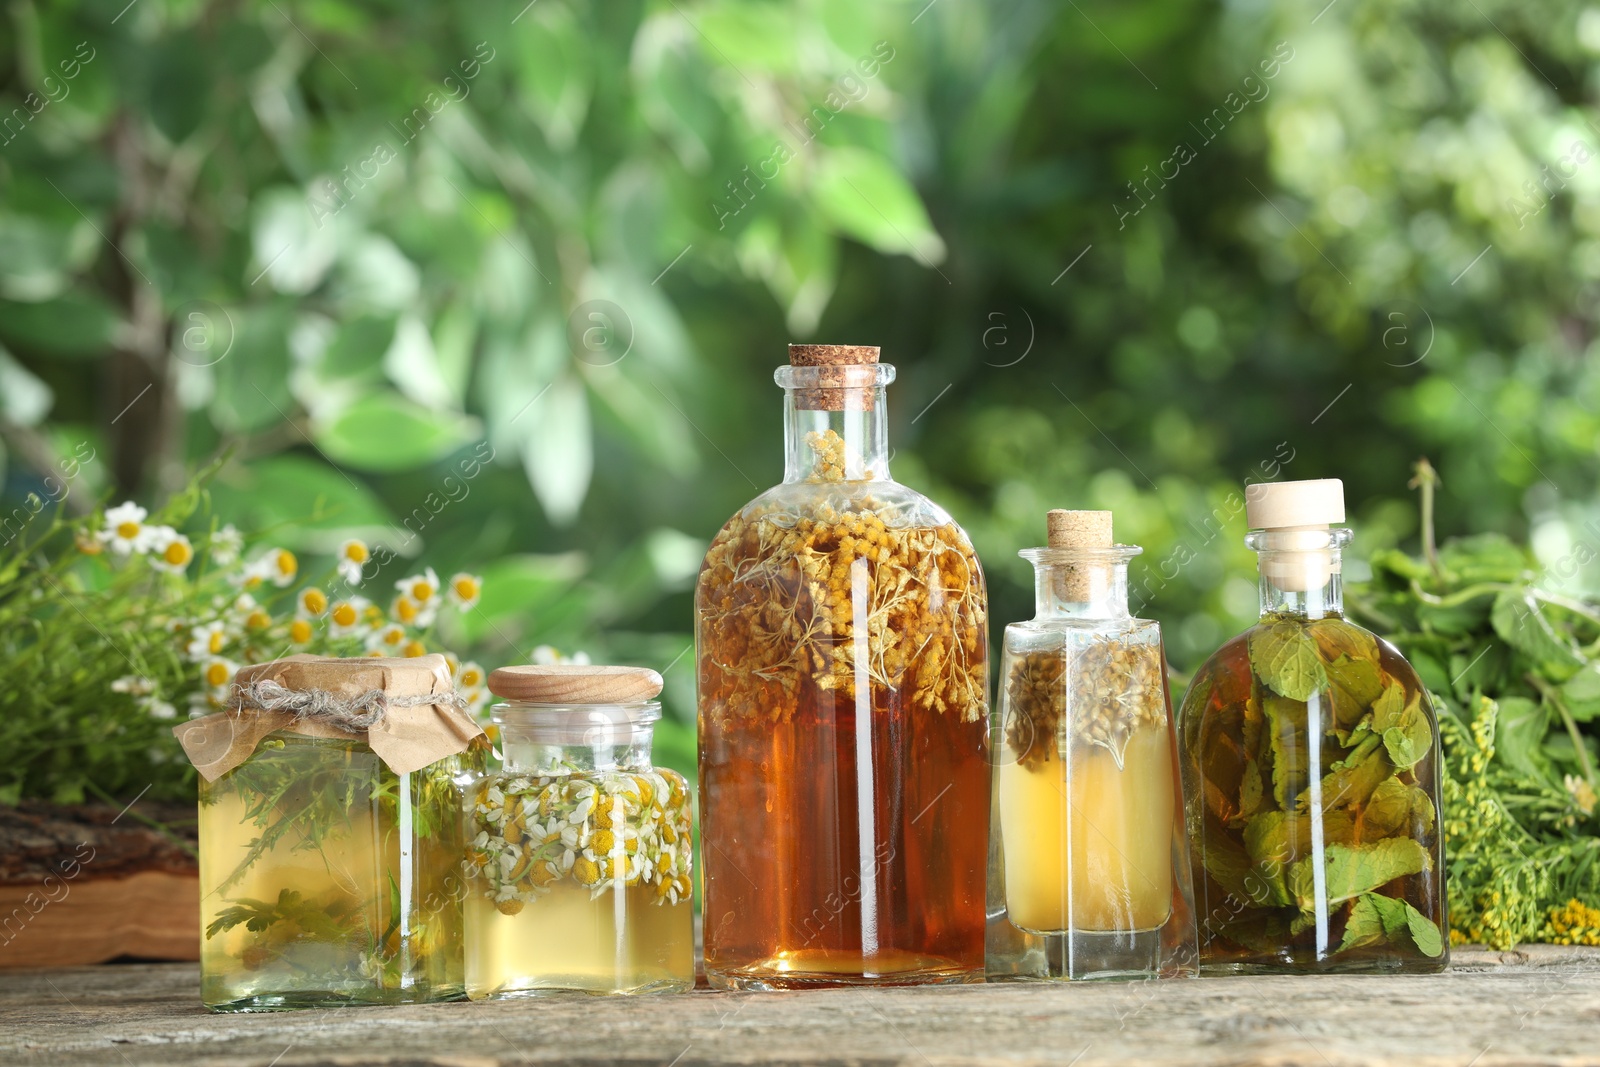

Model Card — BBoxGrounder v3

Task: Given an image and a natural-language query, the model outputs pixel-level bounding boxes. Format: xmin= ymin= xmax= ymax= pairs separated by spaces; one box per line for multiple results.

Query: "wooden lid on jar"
xmin=788 ymin=343 xmax=880 ymax=411
xmin=488 ymin=664 xmax=663 ymax=704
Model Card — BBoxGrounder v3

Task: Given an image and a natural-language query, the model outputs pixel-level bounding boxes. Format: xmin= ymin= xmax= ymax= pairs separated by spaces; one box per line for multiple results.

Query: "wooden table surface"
xmin=2 ymin=946 xmax=1598 ymax=1067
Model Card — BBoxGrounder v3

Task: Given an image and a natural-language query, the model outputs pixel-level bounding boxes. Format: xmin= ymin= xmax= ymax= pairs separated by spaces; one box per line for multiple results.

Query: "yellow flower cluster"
xmin=1441 ymin=695 xmax=1550 ymax=949
xmin=465 ymin=767 xmax=693 ymax=915
xmin=1541 ymin=899 xmax=1600 ymax=946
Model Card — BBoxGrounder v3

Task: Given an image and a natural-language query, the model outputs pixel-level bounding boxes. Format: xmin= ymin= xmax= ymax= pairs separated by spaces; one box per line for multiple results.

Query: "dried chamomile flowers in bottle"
xmin=696 ymin=344 xmax=990 ymax=988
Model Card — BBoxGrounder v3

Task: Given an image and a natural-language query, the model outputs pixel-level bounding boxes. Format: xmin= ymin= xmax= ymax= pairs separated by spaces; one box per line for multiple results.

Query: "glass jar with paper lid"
xmin=463 ymin=664 xmax=694 ymax=998
xmin=1178 ymin=479 xmax=1447 ymax=974
xmin=986 ymin=510 xmax=1197 ymax=981
xmin=177 ymin=654 xmax=487 ymax=1011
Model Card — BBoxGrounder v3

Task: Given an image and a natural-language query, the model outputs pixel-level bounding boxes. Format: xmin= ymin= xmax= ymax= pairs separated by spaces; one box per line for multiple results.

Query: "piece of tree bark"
xmin=0 ymin=801 xmax=196 ymax=885
xmin=0 ymin=802 xmax=199 ymax=968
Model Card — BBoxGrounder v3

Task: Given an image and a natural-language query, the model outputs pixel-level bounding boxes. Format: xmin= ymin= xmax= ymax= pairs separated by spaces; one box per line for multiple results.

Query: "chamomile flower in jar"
xmin=463 ymin=664 xmax=693 ymax=998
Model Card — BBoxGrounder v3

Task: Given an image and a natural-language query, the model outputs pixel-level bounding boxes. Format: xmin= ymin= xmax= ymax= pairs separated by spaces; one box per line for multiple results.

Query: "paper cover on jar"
xmin=173 ymin=654 xmax=484 ymax=780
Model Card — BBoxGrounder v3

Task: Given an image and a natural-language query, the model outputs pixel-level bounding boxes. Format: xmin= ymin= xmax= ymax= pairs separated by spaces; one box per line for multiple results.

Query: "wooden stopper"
xmin=1244 ymin=478 xmax=1345 ymax=530
xmin=487 ymin=664 xmax=663 ymax=705
xmin=1046 ymin=510 xmax=1113 ymax=602
xmin=1047 ymin=509 xmax=1113 ymax=550
xmin=1244 ymin=480 xmax=1346 ymax=593
xmin=788 ymin=343 xmax=880 ymax=411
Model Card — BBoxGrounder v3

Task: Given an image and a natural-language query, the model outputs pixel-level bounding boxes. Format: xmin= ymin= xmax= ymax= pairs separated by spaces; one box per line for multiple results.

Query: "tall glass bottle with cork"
xmin=986 ymin=510 xmax=1197 ymax=981
xmin=1178 ymin=479 xmax=1447 ymax=973
xmin=696 ymin=344 xmax=990 ymax=988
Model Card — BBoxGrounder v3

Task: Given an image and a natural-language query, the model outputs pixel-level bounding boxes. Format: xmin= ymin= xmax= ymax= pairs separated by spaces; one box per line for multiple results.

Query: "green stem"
xmin=1528 ymin=672 xmax=1596 ymax=790
xmin=1409 ymin=458 xmax=1443 ymax=581
xmin=1407 ymin=579 xmax=1512 ymax=608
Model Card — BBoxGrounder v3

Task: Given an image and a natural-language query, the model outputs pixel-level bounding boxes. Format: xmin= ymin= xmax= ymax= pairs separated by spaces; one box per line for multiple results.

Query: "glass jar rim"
xmin=491 ymin=700 xmax=662 ymax=728
xmin=774 ymin=364 xmax=896 ymax=390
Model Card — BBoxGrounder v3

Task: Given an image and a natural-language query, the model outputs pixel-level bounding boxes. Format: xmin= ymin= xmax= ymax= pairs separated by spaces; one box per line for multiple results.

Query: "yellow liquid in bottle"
xmin=465 ymin=882 xmax=693 ymax=996
xmin=999 ymin=724 xmax=1174 ymax=934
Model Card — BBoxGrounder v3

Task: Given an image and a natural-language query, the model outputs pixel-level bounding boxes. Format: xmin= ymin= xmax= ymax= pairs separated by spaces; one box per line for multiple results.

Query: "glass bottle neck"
xmin=1258 ymin=569 xmax=1344 ymax=618
xmin=1248 ymin=528 xmax=1351 ymax=620
xmin=1023 ymin=551 xmax=1137 ymax=619
xmin=492 ymin=703 xmax=657 ymax=774
xmin=782 ymin=386 xmax=892 ymax=482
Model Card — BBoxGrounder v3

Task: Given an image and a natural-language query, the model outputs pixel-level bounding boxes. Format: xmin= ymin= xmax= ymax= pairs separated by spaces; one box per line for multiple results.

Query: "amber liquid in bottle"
xmin=1180 ymin=525 xmax=1447 ymax=974
xmin=697 ymin=357 xmax=990 ymax=988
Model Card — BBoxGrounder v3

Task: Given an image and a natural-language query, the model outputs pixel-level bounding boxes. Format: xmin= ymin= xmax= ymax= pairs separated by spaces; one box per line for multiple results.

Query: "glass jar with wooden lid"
xmin=463 ymin=664 xmax=694 ymax=997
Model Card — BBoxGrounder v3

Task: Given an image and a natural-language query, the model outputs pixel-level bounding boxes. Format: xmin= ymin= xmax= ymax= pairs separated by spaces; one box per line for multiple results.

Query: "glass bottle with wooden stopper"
xmin=1178 ymin=479 xmax=1448 ymax=973
xmin=987 ymin=510 xmax=1197 ymax=980
xmin=696 ymin=343 xmax=990 ymax=989
xmin=462 ymin=664 xmax=694 ymax=998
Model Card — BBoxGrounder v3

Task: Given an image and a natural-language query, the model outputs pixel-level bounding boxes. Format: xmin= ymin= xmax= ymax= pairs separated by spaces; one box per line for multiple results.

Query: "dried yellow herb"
xmin=1005 ymin=638 xmax=1165 ymax=769
xmin=698 ymin=431 xmax=987 ymax=724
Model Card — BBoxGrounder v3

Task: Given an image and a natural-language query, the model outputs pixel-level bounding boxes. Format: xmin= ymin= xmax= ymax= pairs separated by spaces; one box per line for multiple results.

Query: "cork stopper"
xmin=488 ymin=664 xmax=663 ymax=705
xmin=788 ymin=343 xmax=880 ymax=411
xmin=1047 ymin=509 xmax=1114 ymax=601
xmin=1244 ymin=479 xmax=1345 ymax=593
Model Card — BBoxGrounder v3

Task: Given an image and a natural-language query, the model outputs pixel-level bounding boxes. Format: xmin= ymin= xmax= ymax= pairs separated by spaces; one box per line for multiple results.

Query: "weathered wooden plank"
xmin=0 ymin=872 xmax=199 ymax=967
xmin=1 ymin=947 xmax=1598 ymax=1067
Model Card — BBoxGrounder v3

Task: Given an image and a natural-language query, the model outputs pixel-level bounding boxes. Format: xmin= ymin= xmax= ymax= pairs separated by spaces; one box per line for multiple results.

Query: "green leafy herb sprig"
xmin=1348 ymin=460 xmax=1600 ymax=948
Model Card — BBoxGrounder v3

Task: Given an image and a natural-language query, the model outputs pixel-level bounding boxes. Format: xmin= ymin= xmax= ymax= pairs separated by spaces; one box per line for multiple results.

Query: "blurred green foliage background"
xmin=3 ymin=0 xmax=1599 ymax=782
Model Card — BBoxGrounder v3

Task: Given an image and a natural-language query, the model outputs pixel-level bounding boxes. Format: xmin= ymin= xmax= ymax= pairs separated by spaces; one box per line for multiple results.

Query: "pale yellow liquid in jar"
xmin=199 ymin=787 xmax=383 ymax=1001
xmin=999 ymin=724 xmax=1174 ymax=933
xmin=465 ymin=882 xmax=693 ymax=997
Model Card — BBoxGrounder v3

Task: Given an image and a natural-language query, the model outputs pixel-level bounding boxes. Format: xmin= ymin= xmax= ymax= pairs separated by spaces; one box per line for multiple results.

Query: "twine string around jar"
xmin=232 ymin=678 xmax=468 ymax=731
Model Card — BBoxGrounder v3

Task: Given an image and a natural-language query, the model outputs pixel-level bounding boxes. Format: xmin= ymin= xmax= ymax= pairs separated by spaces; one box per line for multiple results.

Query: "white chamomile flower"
xmin=148 ymin=527 xmax=195 ymax=575
xmin=1566 ymin=774 xmax=1597 ymax=817
xmin=209 ymin=524 xmax=243 ymax=566
xmin=366 ymin=623 xmax=408 ymax=655
xmin=296 ymin=587 xmax=330 ymax=619
xmin=234 ymin=556 xmax=272 ymax=590
xmin=390 ymin=594 xmax=432 ymax=628
xmin=112 ymin=675 xmax=154 ymax=696
xmin=447 ymin=572 xmax=482 ymax=610
xmin=327 ymin=596 xmax=370 ymax=638
xmin=266 ymin=547 xmax=298 ymax=587
xmin=99 ymin=502 xmax=158 ymax=555
xmin=395 ymin=568 xmax=439 ymax=613
xmin=186 ymin=621 xmax=229 ymax=662
xmin=200 ymin=657 xmax=237 ymax=692
xmin=337 ymin=539 xmax=370 ymax=585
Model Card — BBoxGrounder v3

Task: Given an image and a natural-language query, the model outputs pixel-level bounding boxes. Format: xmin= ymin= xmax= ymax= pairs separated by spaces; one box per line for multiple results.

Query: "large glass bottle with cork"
xmin=1178 ymin=479 xmax=1447 ymax=973
xmin=986 ymin=510 xmax=1197 ymax=981
xmin=695 ymin=343 xmax=990 ymax=988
